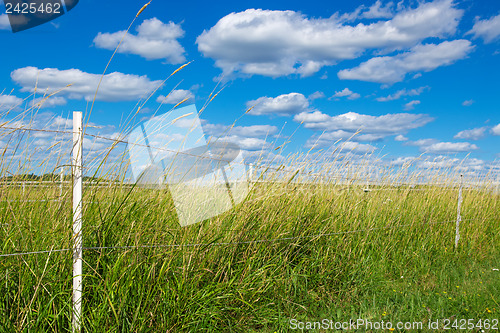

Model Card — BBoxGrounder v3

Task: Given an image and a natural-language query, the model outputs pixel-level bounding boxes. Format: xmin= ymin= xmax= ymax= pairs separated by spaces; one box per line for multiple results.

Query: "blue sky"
xmin=0 ymin=0 xmax=499 ymax=177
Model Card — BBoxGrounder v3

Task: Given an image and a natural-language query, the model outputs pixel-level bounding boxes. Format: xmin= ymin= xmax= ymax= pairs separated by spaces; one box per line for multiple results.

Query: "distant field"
xmin=0 ymin=179 xmax=498 ymax=332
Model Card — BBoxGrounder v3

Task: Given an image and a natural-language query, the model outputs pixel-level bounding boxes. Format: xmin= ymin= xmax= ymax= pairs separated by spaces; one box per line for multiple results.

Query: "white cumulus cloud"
xmin=229 ymin=125 xmax=278 ymax=138
xmin=468 ymin=13 xmax=500 ymax=43
xmin=391 ymin=156 xmax=417 ymax=166
xmin=247 ymin=93 xmax=309 ymax=116
xmin=394 ymin=134 xmax=408 ymax=141
xmin=30 ymin=96 xmax=67 ymax=109
xmin=361 ymin=0 xmax=394 ymax=19
xmin=338 ymin=40 xmax=474 ymax=83
xmin=0 ymin=94 xmax=23 ymax=110
xmin=417 ymin=156 xmax=485 ymax=171
xmin=425 ymin=142 xmax=479 ymax=153
xmin=305 ymin=134 xmax=378 ymax=152
xmin=454 ymin=127 xmax=487 ymax=140
xmin=294 ymin=111 xmax=432 ymax=136
xmin=221 ymin=136 xmax=271 ymax=151
xmin=11 ymin=67 xmax=162 ymax=102
xmin=93 ymin=18 xmax=186 ymax=64
xmin=197 ymin=0 xmax=463 ymax=77
xmin=331 ymin=88 xmax=361 ymax=100
xmin=405 ymin=138 xmax=438 ymax=147
xmin=204 ymin=123 xmax=278 ymax=138
xmin=306 ymin=131 xmax=385 ymax=147
xmin=339 ymin=141 xmax=377 ymax=154
xmin=203 ymin=123 xmax=278 ymax=151
xmin=295 ymin=111 xmax=432 ymax=147
xmin=407 ymin=138 xmax=479 ymax=153
xmin=156 ymin=89 xmax=194 ymax=105
xmin=491 ymin=123 xmax=500 ymax=136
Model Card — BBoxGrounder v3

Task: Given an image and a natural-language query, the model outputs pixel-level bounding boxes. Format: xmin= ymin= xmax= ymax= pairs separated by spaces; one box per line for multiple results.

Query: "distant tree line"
xmin=0 ymin=173 xmax=114 ymax=182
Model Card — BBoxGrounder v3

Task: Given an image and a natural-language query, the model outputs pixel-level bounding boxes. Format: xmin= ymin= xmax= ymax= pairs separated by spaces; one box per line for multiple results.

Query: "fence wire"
xmin=0 ymin=219 xmax=466 ymax=258
xmin=0 ymin=126 xmax=74 ymax=136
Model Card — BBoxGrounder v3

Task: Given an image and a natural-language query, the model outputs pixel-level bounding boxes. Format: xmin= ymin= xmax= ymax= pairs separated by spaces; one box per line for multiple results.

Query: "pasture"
xmin=0 ymin=175 xmax=498 ymax=331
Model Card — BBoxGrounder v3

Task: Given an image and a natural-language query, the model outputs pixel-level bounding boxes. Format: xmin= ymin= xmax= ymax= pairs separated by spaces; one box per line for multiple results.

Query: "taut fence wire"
xmin=0 ymin=218 xmax=471 ymax=258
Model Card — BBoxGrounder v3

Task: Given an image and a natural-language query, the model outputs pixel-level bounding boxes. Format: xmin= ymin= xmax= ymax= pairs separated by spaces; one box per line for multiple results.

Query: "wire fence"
xmin=0 ymin=218 xmax=465 ymax=258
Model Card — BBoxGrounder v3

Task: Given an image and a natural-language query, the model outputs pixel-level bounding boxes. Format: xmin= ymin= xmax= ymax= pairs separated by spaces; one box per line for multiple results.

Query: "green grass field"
xmin=0 ymin=177 xmax=498 ymax=332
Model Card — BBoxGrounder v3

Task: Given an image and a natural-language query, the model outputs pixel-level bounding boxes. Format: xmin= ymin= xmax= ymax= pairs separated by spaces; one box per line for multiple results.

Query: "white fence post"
xmin=454 ymin=174 xmax=463 ymax=250
xmin=72 ymin=111 xmax=83 ymax=332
